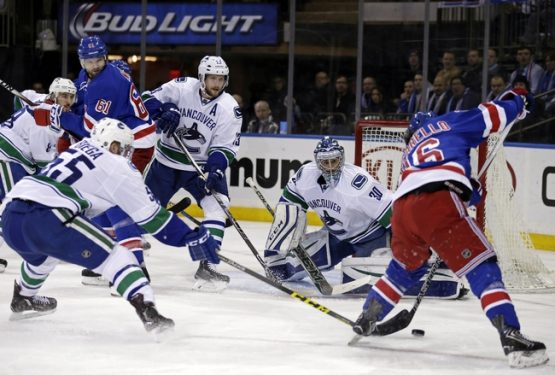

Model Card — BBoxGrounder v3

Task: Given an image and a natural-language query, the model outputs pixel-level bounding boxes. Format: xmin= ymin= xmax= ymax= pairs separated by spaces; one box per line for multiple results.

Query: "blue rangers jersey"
xmin=142 ymin=77 xmax=242 ymax=171
xmin=63 ymin=64 xmax=156 ymax=148
xmin=281 ymin=162 xmax=393 ymax=244
xmin=394 ymin=97 xmax=525 ymax=200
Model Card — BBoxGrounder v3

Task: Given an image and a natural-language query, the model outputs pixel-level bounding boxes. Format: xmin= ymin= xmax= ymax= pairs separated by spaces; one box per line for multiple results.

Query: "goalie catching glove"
xmin=185 ymin=225 xmax=220 ymax=264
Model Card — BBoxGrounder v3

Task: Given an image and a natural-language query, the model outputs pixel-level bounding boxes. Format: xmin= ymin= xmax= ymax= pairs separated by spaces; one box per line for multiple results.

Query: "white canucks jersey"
xmin=0 ymin=106 xmax=63 ymax=174
xmin=146 ymin=77 xmax=242 ymax=171
xmin=13 ymin=90 xmax=48 ymax=111
xmin=282 ymin=162 xmax=393 ymax=243
xmin=3 ymin=139 xmax=171 ymax=233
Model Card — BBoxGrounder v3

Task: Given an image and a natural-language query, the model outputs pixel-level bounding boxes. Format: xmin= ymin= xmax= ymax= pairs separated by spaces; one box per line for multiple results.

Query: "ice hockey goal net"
xmin=355 ymin=119 xmax=555 ymax=293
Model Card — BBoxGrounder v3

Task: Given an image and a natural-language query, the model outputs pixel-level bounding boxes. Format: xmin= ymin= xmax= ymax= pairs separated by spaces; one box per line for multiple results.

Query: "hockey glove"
xmin=157 ymin=102 xmax=180 ymax=136
xmin=205 ymin=169 xmax=226 ymax=193
xmin=468 ymin=178 xmax=485 ymax=207
xmin=185 ymin=225 xmax=220 ymax=264
xmin=33 ymin=103 xmax=62 ymax=131
xmin=499 ymin=88 xmax=534 ymax=120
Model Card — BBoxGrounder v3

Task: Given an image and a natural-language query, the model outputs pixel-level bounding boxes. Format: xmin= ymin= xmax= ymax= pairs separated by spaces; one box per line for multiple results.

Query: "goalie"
xmin=263 ymin=137 xmax=465 ymax=298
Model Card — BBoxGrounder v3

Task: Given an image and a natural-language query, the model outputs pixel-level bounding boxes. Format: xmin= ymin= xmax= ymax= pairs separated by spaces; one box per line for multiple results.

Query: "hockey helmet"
xmin=110 ymin=59 xmax=131 ymax=75
xmin=48 ymin=77 xmax=77 ymax=105
xmin=314 ymin=136 xmax=345 ymax=187
xmin=198 ymin=55 xmax=229 ymax=95
xmin=404 ymin=111 xmax=436 ymax=144
xmin=78 ymin=35 xmax=107 ymax=60
xmin=91 ymin=118 xmax=134 ymax=159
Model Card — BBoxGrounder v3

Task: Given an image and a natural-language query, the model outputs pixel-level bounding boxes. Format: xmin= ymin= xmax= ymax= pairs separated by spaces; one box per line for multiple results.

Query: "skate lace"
xmin=31 ymin=295 xmax=52 ymax=305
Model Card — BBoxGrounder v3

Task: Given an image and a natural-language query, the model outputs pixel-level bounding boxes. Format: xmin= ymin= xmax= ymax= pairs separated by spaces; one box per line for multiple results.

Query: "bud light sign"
xmin=66 ymin=3 xmax=278 ymax=45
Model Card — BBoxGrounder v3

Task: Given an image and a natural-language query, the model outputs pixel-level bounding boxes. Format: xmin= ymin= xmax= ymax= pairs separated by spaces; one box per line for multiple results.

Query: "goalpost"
xmin=354 ymin=119 xmax=555 ymax=293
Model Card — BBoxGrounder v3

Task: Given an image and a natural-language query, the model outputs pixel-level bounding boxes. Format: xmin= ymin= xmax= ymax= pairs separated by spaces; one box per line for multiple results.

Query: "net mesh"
xmin=356 ymin=121 xmax=555 ymax=293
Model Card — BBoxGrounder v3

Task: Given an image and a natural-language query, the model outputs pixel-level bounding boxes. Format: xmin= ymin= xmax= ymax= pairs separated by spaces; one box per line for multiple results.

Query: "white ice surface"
xmin=0 ymin=221 xmax=554 ymax=375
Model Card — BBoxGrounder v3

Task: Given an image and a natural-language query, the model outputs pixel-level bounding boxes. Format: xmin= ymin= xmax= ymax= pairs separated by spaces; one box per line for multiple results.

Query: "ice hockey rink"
xmin=0 ymin=220 xmax=553 ymax=375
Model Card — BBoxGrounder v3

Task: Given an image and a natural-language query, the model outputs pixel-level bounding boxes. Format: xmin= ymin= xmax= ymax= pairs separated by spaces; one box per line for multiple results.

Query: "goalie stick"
xmin=0 ymin=78 xmax=38 ymax=106
xmin=245 ymin=177 xmax=374 ymax=296
xmin=171 ymin=134 xmax=278 ymax=282
xmin=166 ymin=201 xmax=356 ymax=328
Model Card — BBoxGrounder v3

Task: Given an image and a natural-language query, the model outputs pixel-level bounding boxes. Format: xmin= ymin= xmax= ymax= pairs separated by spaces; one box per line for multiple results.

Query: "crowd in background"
xmin=237 ymin=46 xmax=555 ymax=143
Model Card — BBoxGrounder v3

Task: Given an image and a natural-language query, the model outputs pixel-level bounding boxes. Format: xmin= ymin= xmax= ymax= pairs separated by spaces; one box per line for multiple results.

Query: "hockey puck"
xmin=411 ymin=329 xmax=425 ymax=337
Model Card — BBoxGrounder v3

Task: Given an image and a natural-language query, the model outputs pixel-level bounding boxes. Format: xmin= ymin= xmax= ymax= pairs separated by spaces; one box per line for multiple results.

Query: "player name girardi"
xmin=74 ymin=13 xmax=263 ymax=35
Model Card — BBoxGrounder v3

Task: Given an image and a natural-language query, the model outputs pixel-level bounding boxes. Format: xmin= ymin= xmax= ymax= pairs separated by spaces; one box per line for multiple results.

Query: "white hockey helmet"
xmin=90 ymin=117 xmax=134 ymax=159
xmin=198 ymin=55 xmax=229 ymax=95
xmin=49 ymin=77 xmax=77 ymax=105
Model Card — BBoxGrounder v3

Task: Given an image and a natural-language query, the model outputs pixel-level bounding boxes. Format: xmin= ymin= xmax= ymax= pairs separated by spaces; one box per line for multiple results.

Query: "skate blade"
xmin=192 ymin=279 xmax=228 ymax=293
xmin=348 ymin=334 xmax=364 ymax=346
xmin=149 ymin=324 xmax=175 ymax=343
xmin=81 ymin=276 xmax=110 ymax=287
xmin=9 ymin=308 xmax=57 ymax=321
xmin=509 ymin=349 xmax=549 ymax=368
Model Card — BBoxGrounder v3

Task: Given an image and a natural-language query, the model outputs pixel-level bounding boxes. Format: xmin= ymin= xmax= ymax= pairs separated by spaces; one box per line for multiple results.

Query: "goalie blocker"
xmin=264 ymin=204 xmax=465 ymax=299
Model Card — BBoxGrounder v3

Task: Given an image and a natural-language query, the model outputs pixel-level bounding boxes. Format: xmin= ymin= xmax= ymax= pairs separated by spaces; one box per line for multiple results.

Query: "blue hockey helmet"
xmin=110 ymin=59 xmax=131 ymax=74
xmin=405 ymin=111 xmax=436 ymax=143
xmin=78 ymin=35 xmax=107 ymax=60
xmin=314 ymin=136 xmax=345 ymax=187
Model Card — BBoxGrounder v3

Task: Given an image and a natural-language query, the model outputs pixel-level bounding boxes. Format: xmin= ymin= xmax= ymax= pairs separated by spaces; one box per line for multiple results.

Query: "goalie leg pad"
xmin=405 ymin=260 xmax=467 ymax=299
xmin=265 ymin=203 xmax=307 ymax=257
xmin=341 ymin=248 xmax=391 ymax=294
xmin=264 ymin=229 xmax=330 ymax=281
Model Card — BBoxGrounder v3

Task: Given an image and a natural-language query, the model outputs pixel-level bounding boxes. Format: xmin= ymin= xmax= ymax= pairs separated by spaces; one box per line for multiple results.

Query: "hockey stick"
xmin=245 ymin=177 xmax=373 ymax=296
xmin=171 ymin=134 xmax=278 ymax=281
xmin=0 ymin=78 xmax=38 ymax=106
xmin=165 ymin=202 xmax=355 ymax=327
xmin=348 ymin=255 xmax=441 ymax=345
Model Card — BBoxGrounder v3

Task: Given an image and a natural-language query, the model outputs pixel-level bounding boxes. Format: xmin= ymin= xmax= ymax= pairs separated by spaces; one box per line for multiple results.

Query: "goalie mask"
xmin=404 ymin=111 xmax=436 ymax=144
xmin=48 ymin=77 xmax=76 ymax=107
xmin=198 ymin=55 xmax=229 ymax=98
xmin=91 ymin=118 xmax=134 ymax=159
xmin=314 ymin=136 xmax=345 ymax=187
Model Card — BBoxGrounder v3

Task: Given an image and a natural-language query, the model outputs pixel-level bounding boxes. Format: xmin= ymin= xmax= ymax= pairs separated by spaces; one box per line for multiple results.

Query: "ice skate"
xmin=0 ymin=258 xmax=7 ymax=273
xmin=81 ymin=268 xmax=109 ymax=286
xmin=349 ymin=299 xmax=383 ymax=345
xmin=192 ymin=260 xmax=230 ymax=292
xmin=130 ymin=293 xmax=174 ymax=335
xmin=492 ymin=315 xmax=549 ymax=368
xmin=9 ymin=281 xmax=57 ymax=321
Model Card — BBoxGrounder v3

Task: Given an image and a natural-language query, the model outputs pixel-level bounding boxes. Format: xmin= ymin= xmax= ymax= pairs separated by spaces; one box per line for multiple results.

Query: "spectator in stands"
xmin=427 ymin=76 xmax=451 ymax=115
xmin=264 ymin=76 xmax=287 ymax=122
xmin=462 ymin=48 xmax=483 ymax=94
xmin=538 ymin=50 xmax=555 ymax=115
xmin=445 ymin=76 xmax=481 ymax=112
xmin=302 ymin=70 xmax=333 ymax=116
xmin=435 ymin=50 xmax=462 ymax=88
xmin=509 ymin=46 xmax=544 ymax=94
xmin=361 ymin=76 xmax=377 ymax=112
xmin=31 ymin=82 xmax=46 ymax=94
xmin=488 ymin=48 xmax=506 ymax=80
xmin=233 ymin=94 xmax=250 ymax=133
xmin=246 ymin=100 xmax=279 ymax=134
xmin=331 ymin=74 xmax=355 ymax=133
xmin=487 ymin=75 xmax=509 ymax=101
xmin=395 ymin=80 xmax=414 ymax=114
xmin=365 ymin=87 xmax=394 ymax=115
xmin=407 ymin=73 xmax=431 ymax=113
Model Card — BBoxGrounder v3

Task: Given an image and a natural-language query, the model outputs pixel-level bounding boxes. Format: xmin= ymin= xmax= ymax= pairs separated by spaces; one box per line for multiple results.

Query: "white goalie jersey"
xmin=145 ymin=77 xmax=242 ymax=171
xmin=282 ymin=162 xmax=393 ymax=244
xmin=0 ymin=106 xmax=63 ymax=174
